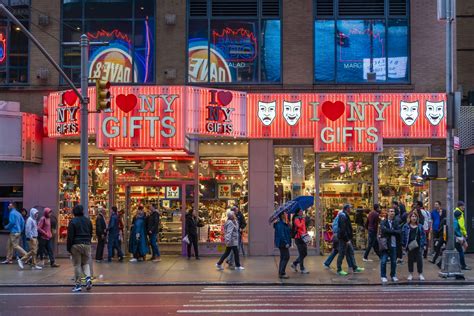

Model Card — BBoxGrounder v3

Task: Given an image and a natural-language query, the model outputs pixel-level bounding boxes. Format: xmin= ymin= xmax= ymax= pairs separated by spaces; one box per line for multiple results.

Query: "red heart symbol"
xmin=171 ymin=186 xmax=177 ymax=191
xmin=223 ymin=186 xmax=229 ymax=192
xmin=321 ymin=101 xmax=345 ymax=121
xmin=217 ymin=91 xmax=233 ymax=106
xmin=116 ymin=94 xmax=137 ymax=113
xmin=63 ymin=90 xmax=78 ymax=106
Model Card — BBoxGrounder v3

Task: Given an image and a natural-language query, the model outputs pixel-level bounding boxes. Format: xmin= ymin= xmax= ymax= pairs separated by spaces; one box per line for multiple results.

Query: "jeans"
xmin=187 ymin=234 xmax=199 ymax=258
xmin=217 ymin=246 xmax=240 ymax=267
xmin=455 ymin=242 xmax=467 ymax=268
xmin=432 ymin=237 xmax=445 ymax=264
xmin=149 ymin=233 xmax=161 ymax=258
xmin=364 ymin=230 xmax=380 ymax=259
xmin=95 ymin=235 xmax=106 ymax=260
xmin=293 ymin=238 xmax=308 ymax=270
xmin=278 ymin=246 xmax=290 ymax=276
xmin=108 ymin=236 xmax=123 ymax=260
xmin=71 ymin=244 xmax=91 ymax=285
xmin=324 ymin=238 xmax=339 ymax=266
xmin=380 ymin=246 xmax=397 ymax=278
xmin=407 ymin=247 xmax=423 ymax=274
xmin=337 ymin=241 xmax=357 ymax=272
xmin=38 ymin=237 xmax=55 ymax=264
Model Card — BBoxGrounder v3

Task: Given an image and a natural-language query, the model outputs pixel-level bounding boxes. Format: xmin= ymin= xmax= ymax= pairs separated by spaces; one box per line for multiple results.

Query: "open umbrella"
xmin=268 ymin=201 xmax=298 ymax=224
xmin=268 ymin=196 xmax=314 ymax=224
xmin=290 ymin=196 xmax=314 ymax=214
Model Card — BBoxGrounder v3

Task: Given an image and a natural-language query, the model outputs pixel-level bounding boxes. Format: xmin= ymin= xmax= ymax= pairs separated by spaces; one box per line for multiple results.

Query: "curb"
xmin=0 ymin=280 xmax=472 ymax=287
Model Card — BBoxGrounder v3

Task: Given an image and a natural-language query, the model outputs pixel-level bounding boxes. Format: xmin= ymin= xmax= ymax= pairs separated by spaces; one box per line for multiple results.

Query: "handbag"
xmin=408 ymin=227 xmax=419 ymax=251
xmin=377 ymin=223 xmax=388 ymax=252
xmin=301 ymin=233 xmax=311 ymax=245
xmin=182 ymin=234 xmax=190 ymax=244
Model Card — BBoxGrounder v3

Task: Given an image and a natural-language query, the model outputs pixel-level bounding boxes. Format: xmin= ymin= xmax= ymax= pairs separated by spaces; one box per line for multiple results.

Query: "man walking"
xmin=18 ymin=208 xmax=42 ymax=270
xmin=67 ymin=205 xmax=93 ymax=292
xmin=107 ymin=206 xmax=124 ymax=262
xmin=37 ymin=208 xmax=60 ymax=267
xmin=431 ymin=201 xmax=446 ymax=241
xmin=337 ymin=204 xmax=364 ymax=276
xmin=147 ymin=204 xmax=161 ymax=262
xmin=380 ymin=208 xmax=402 ymax=283
xmin=363 ymin=204 xmax=381 ymax=262
xmin=95 ymin=206 xmax=107 ymax=262
xmin=2 ymin=203 xmax=26 ymax=264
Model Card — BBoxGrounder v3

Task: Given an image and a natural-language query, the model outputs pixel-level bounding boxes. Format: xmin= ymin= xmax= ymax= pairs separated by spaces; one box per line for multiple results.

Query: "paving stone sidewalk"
xmin=0 ymin=253 xmax=472 ymax=286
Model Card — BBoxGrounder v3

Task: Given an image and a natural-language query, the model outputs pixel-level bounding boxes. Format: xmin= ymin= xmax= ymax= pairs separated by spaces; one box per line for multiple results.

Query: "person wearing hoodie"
xmin=67 ymin=205 xmax=93 ymax=292
xmin=274 ymin=212 xmax=291 ymax=279
xmin=2 ymin=203 xmax=26 ymax=264
xmin=18 ymin=208 xmax=42 ymax=270
xmin=37 ymin=208 xmax=60 ymax=268
xmin=455 ymin=201 xmax=467 ymax=239
xmin=454 ymin=209 xmax=471 ymax=270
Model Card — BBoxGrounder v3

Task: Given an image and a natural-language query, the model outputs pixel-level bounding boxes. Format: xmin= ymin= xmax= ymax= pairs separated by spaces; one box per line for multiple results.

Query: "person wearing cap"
xmin=18 ymin=208 xmax=42 ymax=270
xmin=455 ymin=201 xmax=467 ymax=239
xmin=216 ymin=210 xmax=244 ymax=271
xmin=336 ymin=204 xmax=364 ymax=276
xmin=454 ymin=209 xmax=471 ymax=270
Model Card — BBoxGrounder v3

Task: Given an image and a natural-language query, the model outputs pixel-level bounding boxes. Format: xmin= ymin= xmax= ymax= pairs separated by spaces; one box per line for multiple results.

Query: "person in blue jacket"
xmin=107 ymin=206 xmax=124 ymax=262
xmin=128 ymin=205 xmax=149 ymax=262
xmin=274 ymin=212 xmax=291 ymax=279
xmin=2 ymin=203 xmax=26 ymax=264
xmin=402 ymin=211 xmax=426 ymax=281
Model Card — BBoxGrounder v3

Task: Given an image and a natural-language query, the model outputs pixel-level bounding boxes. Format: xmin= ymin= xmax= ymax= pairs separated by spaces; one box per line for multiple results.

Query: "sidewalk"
xmin=1 ymin=253 xmax=473 ymax=287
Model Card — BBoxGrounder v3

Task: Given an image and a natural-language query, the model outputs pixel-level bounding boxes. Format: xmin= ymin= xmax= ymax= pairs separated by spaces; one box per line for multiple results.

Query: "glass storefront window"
xmin=378 ymin=146 xmax=430 ymax=209
xmin=198 ymin=141 xmax=248 ymax=243
xmin=319 ymin=153 xmax=373 ymax=252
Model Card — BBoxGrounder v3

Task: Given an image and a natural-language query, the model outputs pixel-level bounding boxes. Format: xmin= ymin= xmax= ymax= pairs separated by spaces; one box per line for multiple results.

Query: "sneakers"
xmin=72 ymin=284 xmax=82 ymax=292
xmin=216 ymin=263 xmax=224 ymax=270
xmin=129 ymin=258 xmax=138 ymax=263
xmin=337 ymin=270 xmax=349 ymax=276
xmin=407 ymin=273 xmax=413 ymax=281
xmin=323 ymin=263 xmax=330 ymax=269
xmin=17 ymin=259 xmax=24 ymax=270
xmin=85 ymin=277 xmax=93 ymax=291
xmin=32 ymin=265 xmax=43 ymax=270
xmin=236 ymin=266 xmax=245 ymax=270
xmin=118 ymin=256 xmax=124 ymax=262
xmin=392 ymin=276 xmax=399 ymax=282
xmin=1 ymin=259 xmax=12 ymax=264
xmin=290 ymin=263 xmax=298 ymax=272
xmin=152 ymin=257 xmax=161 ymax=262
xmin=419 ymin=274 xmax=425 ymax=281
xmin=362 ymin=258 xmax=373 ymax=262
xmin=381 ymin=277 xmax=388 ymax=283
xmin=51 ymin=263 xmax=60 ymax=268
xmin=300 ymin=269 xmax=310 ymax=274
xmin=354 ymin=267 xmax=365 ymax=273
xmin=462 ymin=266 xmax=472 ymax=270
xmin=279 ymin=274 xmax=289 ymax=279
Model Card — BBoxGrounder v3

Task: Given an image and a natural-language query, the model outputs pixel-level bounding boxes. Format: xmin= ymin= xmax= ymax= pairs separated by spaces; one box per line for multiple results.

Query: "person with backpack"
xmin=323 ymin=210 xmax=343 ymax=268
xmin=337 ymin=204 xmax=364 ymax=276
xmin=290 ymin=209 xmax=309 ymax=274
xmin=363 ymin=204 xmax=381 ymax=262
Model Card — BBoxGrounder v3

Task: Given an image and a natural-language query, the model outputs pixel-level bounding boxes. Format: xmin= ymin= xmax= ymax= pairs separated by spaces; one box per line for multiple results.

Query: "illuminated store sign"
xmin=206 ymin=90 xmax=235 ymax=134
xmin=55 ymin=90 xmax=80 ymax=135
xmin=0 ymin=32 xmax=6 ymax=64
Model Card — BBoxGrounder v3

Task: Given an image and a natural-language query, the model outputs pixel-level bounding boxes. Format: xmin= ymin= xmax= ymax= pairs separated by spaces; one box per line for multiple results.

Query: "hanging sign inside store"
xmin=165 ymin=186 xmax=180 ymax=199
xmin=247 ymin=93 xmax=447 ymax=152
xmin=218 ymin=184 xmax=232 ymax=199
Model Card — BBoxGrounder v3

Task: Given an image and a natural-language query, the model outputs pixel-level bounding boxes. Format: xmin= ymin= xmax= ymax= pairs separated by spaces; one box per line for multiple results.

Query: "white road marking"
xmin=19 ymin=305 xmax=180 ymax=309
xmin=177 ymin=309 xmax=474 ymax=314
xmin=183 ymin=303 xmax=474 ymax=307
xmin=0 ymin=291 xmax=199 ymax=296
xmin=189 ymin=297 xmax=474 ymax=303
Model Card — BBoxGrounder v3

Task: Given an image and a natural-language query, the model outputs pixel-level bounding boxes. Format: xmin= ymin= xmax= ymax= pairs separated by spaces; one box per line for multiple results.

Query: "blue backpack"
xmin=332 ymin=212 xmax=345 ymax=235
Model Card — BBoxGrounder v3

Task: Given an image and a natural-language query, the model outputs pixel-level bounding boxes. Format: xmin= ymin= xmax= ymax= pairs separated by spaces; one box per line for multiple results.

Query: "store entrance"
xmin=116 ymin=182 xmax=194 ymax=255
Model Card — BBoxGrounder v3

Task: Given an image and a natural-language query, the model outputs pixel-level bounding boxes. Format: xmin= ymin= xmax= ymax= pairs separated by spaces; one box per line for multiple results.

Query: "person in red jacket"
xmin=37 ymin=208 xmax=60 ymax=267
xmin=290 ymin=209 xmax=309 ymax=274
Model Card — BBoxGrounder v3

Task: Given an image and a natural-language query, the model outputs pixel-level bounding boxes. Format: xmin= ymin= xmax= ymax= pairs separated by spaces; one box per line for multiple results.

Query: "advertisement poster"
xmin=218 ymin=184 xmax=232 ymax=199
xmin=165 ymin=186 xmax=180 ymax=199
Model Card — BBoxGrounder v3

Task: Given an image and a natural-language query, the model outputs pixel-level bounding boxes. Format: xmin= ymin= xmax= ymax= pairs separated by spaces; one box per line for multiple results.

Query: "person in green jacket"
xmin=455 ymin=201 xmax=467 ymax=238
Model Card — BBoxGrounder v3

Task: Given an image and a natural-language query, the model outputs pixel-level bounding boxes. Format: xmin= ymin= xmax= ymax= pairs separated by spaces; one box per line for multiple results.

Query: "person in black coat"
xmin=336 ymin=204 xmax=364 ymax=275
xmin=185 ymin=209 xmax=199 ymax=260
xmin=380 ymin=208 xmax=402 ymax=283
xmin=146 ymin=204 xmax=161 ymax=262
xmin=95 ymin=207 xmax=107 ymax=262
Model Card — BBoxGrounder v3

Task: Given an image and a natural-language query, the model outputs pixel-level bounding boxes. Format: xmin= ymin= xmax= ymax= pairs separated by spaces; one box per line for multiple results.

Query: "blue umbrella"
xmin=268 ymin=201 xmax=298 ymax=224
xmin=268 ymin=196 xmax=314 ymax=224
xmin=290 ymin=196 xmax=315 ymax=214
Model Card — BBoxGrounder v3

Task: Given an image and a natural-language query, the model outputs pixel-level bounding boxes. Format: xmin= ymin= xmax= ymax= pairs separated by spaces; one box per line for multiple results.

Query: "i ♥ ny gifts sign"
xmin=248 ymin=93 xmax=447 ymax=152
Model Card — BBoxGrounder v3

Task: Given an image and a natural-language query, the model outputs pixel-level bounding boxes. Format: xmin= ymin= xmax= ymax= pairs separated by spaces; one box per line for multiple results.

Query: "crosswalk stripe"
xmin=183 ymin=303 xmax=474 ymax=307
xmin=177 ymin=309 xmax=474 ymax=314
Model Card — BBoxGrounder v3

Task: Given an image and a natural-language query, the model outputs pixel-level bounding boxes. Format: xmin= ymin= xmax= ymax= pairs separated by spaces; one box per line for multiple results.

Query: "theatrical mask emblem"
xmin=257 ymin=101 xmax=276 ymax=126
xmin=425 ymin=101 xmax=445 ymax=126
xmin=400 ymin=101 xmax=419 ymax=126
xmin=283 ymin=101 xmax=302 ymax=126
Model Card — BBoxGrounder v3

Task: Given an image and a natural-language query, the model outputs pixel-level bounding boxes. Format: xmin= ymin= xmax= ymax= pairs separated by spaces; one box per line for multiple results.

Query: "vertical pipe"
xmin=314 ymin=154 xmax=321 ymax=255
xmin=373 ymin=153 xmax=379 ymax=205
xmin=80 ymin=34 xmax=89 ymax=215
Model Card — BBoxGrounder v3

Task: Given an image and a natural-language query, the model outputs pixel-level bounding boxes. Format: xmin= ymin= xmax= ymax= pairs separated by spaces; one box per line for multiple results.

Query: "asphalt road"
xmin=1 ymin=285 xmax=474 ymax=315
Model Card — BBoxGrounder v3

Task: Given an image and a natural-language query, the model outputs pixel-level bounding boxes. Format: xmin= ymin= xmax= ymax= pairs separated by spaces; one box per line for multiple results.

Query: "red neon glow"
xmin=0 ymin=32 xmax=6 ymax=63
xmin=87 ymin=29 xmax=132 ymax=44
xmin=212 ymin=27 xmax=257 ymax=62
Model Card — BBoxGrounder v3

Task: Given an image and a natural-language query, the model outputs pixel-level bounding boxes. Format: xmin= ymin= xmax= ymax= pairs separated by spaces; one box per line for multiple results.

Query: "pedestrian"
xmin=226 ymin=206 xmax=247 ymax=267
xmin=185 ymin=208 xmax=199 ymax=260
xmin=431 ymin=217 xmax=447 ymax=268
xmin=392 ymin=201 xmax=406 ymax=263
xmin=455 ymin=201 xmax=467 ymax=240
xmin=67 ymin=205 xmax=93 ymax=292
xmin=402 ymin=211 xmax=426 ymax=281
xmin=95 ymin=206 xmax=107 ymax=262
xmin=363 ymin=204 xmax=381 ymax=262
xmin=380 ymin=208 xmax=402 ymax=283
xmin=37 ymin=208 xmax=60 ymax=268
xmin=274 ymin=212 xmax=291 ymax=279
xmin=107 ymin=206 xmax=124 ymax=262
xmin=216 ymin=210 xmax=244 ymax=270
xmin=147 ymin=204 xmax=161 ymax=262
xmin=128 ymin=205 xmax=149 ymax=262
xmin=18 ymin=208 xmax=42 ymax=270
xmin=336 ymin=204 xmax=364 ymax=276
xmin=421 ymin=206 xmax=432 ymax=258
xmin=290 ymin=209 xmax=310 ymax=274
xmin=454 ymin=209 xmax=471 ymax=270
xmin=354 ymin=208 xmax=366 ymax=250
xmin=20 ymin=208 xmax=29 ymax=252
xmin=2 ymin=203 xmax=27 ymax=264
xmin=323 ymin=210 xmax=342 ymax=268
xmin=431 ymin=201 xmax=447 ymax=241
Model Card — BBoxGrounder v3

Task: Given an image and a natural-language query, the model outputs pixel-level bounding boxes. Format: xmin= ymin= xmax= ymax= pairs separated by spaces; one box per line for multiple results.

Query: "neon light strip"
xmin=0 ymin=32 xmax=6 ymax=63
xmin=144 ymin=19 xmax=151 ymax=82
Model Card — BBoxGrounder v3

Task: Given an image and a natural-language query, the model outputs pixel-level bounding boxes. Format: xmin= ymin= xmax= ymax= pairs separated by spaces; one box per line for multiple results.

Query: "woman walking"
xmin=274 ymin=212 xmax=291 ymax=279
xmin=402 ymin=211 xmax=426 ymax=281
xmin=216 ymin=210 xmax=244 ymax=270
xmin=291 ymin=209 xmax=309 ymax=274
xmin=128 ymin=205 xmax=149 ymax=262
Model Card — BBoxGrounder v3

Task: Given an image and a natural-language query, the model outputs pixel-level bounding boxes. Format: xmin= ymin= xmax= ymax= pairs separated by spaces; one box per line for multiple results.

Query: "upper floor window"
xmin=314 ymin=0 xmax=409 ymax=84
xmin=61 ymin=0 xmax=155 ymax=84
xmin=187 ymin=0 xmax=281 ymax=84
xmin=0 ymin=0 xmax=29 ymax=85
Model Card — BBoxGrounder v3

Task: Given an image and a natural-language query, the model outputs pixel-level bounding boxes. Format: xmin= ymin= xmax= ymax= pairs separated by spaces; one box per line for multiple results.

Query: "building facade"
xmin=0 ymin=0 xmax=456 ymax=257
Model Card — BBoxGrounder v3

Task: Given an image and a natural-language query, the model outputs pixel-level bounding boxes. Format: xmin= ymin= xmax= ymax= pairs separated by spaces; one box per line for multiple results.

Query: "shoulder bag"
xmin=407 ymin=226 xmax=419 ymax=251
xmin=377 ymin=222 xmax=388 ymax=252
